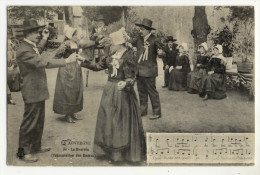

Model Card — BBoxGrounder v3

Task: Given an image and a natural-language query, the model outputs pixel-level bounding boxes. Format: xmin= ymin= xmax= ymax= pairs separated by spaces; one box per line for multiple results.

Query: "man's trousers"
xmin=136 ymin=77 xmax=161 ymax=116
xmin=18 ymin=100 xmax=45 ymax=154
xmin=164 ymin=68 xmax=170 ymax=86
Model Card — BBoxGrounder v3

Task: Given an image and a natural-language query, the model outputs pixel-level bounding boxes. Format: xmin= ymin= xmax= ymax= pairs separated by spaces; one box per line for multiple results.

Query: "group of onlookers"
xmin=161 ymin=37 xmax=227 ymax=100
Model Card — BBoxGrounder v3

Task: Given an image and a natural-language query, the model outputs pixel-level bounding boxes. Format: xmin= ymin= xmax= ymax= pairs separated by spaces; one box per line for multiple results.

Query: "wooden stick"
xmin=86 ymin=70 xmax=89 ymax=87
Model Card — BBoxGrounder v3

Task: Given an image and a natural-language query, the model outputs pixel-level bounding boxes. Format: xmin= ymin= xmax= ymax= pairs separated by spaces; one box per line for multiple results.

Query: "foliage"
xmin=209 ymin=24 xmax=239 ymax=57
xmin=82 ymin=6 xmax=127 ymax=25
xmin=8 ymin=6 xmax=64 ymax=21
xmin=212 ymin=6 xmax=254 ymax=61
xmin=228 ymin=6 xmax=254 ymax=62
xmin=228 ymin=6 xmax=254 ymax=22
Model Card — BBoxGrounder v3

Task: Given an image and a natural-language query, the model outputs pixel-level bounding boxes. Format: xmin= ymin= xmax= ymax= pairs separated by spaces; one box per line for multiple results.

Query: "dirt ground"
xmin=7 ymin=59 xmax=254 ymax=166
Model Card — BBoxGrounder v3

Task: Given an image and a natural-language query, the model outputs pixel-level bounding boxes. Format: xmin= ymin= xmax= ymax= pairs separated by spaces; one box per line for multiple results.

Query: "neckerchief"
xmin=110 ymin=48 xmax=127 ymax=77
xmin=138 ymin=33 xmax=151 ymax=63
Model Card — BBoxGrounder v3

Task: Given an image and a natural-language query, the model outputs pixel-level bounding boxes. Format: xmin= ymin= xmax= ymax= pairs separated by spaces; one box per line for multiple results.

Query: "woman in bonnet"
xmin=187 ymin=42 xmax=210 ymax=95
xmin=53 ymin=25 xmax=95 ymax=123
xmin=80 ymin=28 xmax=146 ymax=164
xmin=200 ymin=44 xmax=227 ymax=100
xmin=168 ymin=42 xmax=192 ymax=91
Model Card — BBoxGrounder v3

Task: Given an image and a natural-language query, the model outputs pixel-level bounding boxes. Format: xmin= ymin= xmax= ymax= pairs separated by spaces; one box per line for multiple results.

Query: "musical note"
xmin=206 ymin=150 xmax=209 ymax=158
xmin=193 ymin=145 xmax=198 ymax=157
xmin=213 ymin=148 xmax=228 ymax=155
xmin=246 ymin=149 xmax=251 ymax=155
xmin=155 ymin=139 xmax=160 ymax=148
xmin=166 ymin=138 xmax=173 ymax=147
xmin=149 ymin=135 xmax=152 ymax=142
xmin=221 ymin=138 xmax=226 ymax=147
xmin=156 ymin=148 xmax=170 ymax=154
xmin=231 ymin=149 xmax=244 ymax=155
xmin=192 ymin=137 xmax=197 ymax=142
xmin=150 ymin=147 xmax=154 ymax=155
xmin=176 ymin=149 xmax=191 ymax=155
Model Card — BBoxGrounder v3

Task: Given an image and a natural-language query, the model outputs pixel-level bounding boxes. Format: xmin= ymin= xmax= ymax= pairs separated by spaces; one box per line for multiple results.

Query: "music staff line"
xmin=149 ymin=147 xmax=252 ymax=157
xmin=152 ymin=136 xmax=251 ymax=148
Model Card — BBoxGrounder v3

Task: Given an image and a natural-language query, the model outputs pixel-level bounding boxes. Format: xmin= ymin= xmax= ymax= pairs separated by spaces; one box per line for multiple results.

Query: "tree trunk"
xmin=191 ymin=7 xmax=210 ymax=57
xmin=121 ymin=8 xmax=126 ymax=27
xmin=64 ymin=6 xmax=73 ymax=26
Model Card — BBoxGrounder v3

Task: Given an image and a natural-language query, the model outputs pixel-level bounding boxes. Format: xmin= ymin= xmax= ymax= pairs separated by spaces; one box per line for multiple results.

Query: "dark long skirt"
xmin=53 ymin=62 xmax=83 ymax=114
xmin=93 ymin=80 xmax=146 ymax=162
xmin=201 ymin=73 xmax=227 ymax=99
xmin=168 ymin=69 xmax=189 ymax=91
xmin=187 ymin=68 xmax=207 ymax=94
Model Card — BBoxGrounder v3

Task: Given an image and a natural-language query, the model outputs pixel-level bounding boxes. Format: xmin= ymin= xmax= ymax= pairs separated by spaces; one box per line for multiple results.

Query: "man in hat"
xmin=162 ymin=36 xmax=178 ymax=88
xmin=90 ymin=14 xmax=109 ymax=63
xmin=131 ymin=18 xmax=164 ymax=120
xmin=16 ymin=19 xmax=78 ymax=163
xmin=90 ymin=14 xmax=107 ymax=41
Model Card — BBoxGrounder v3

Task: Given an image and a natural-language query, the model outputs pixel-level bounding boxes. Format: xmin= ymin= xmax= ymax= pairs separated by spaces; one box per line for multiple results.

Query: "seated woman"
xmin=168 ymin=42 xmax=192 ymax=91
xmin=80 ymin=28 xmax=146 ymax=164
xmin=201 ymin=44 xmax=227 ymax=100
xmin=187 ymin=42 xmax=210 ymax=95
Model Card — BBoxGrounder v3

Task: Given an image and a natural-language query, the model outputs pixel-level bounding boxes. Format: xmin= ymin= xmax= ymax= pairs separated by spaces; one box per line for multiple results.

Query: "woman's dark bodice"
xmin=197 ymin=54 xmax=210 ymax=69
xmin=176 ymin=54 xmax=191 ymax=72
xmin=207 ymin=57 xmax=226 ymax=74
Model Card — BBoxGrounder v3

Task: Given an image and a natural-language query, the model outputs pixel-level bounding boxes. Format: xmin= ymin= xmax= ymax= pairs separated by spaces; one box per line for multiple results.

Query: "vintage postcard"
xmin=6 ymin=5 xmax=255 ymax=168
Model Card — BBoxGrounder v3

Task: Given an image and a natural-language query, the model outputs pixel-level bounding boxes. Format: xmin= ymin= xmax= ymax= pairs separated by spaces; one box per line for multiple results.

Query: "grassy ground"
xmin=7 ymin=59 xmax=254 ymax=166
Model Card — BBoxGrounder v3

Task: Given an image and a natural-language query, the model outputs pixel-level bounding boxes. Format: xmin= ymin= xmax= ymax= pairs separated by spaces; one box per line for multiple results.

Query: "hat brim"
xmin=17 ymin=25 xmax=46 ymax=32
xmin=135 ymin=23 xmax=156 ymax=30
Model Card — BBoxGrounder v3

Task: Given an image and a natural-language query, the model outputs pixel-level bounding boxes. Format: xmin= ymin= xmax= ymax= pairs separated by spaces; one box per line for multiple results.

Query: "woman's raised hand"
xmin=76 ymin=54 xmax=88 ymax=62
xmin=98 ymin=37 xmax=112 ymax=47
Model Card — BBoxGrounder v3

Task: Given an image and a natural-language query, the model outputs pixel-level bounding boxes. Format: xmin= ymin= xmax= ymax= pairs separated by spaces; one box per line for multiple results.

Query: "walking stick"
xmin=86 ymin=70 xmax=89 ymax=87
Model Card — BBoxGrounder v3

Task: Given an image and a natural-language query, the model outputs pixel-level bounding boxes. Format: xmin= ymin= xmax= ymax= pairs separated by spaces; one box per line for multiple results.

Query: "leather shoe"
xmin=8 ymin=99 xmax=16 ymax=105
xmin=20 ymin=154 xmax=38 ymax=163
xmin=65 ymin=115 xmax=75 ymax=123
xmin=34 ymin=147 xmax=51 ymax=153
xmin=71 ymin=114 xmax=82 ymax=120
xmin=149 ymin=115 xmax=161 ymax=120
xmin=203 ymin=94 xmax=209 ymax=101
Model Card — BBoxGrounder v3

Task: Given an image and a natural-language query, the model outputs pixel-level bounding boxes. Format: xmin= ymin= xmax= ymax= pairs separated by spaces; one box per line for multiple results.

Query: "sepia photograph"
xmin=5 ymin=4 xmax=256 ymax=168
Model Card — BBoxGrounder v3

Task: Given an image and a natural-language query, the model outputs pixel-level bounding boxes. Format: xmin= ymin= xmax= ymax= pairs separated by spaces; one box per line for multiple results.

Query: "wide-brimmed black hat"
xmin=135 ymin=18 xmax=156 ymax=30
xmin=166 ymin=36 xmax=177 ymax=42
xmin=95 ymin=14 xmax=105 ymax=21
xmin=17 ymin=19 xmax=46 ymax=32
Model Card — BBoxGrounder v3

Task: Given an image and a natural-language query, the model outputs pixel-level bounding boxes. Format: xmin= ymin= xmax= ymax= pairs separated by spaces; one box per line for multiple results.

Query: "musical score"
xmin=147 ymin=133 xmax=254 ymax=164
